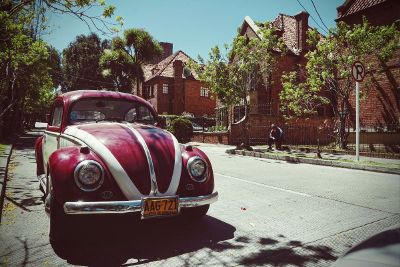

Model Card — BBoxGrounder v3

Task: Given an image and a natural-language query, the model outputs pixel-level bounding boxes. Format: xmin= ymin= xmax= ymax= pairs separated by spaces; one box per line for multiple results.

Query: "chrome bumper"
xmin=63 ymin=191 xmax=218 ymax=215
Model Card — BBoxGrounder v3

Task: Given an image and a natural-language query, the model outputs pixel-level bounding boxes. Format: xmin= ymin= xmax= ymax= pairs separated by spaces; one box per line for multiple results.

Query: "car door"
xmin=43 ymin=101 xmax=63 ymax=173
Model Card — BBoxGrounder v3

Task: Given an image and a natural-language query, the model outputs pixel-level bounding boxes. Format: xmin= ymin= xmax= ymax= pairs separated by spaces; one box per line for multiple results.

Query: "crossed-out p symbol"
xmin=352 ymin=61 xmax=365 ymax=82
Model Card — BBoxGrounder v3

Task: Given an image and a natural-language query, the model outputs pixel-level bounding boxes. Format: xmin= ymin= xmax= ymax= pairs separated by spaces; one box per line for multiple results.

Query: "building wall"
xmin=348 ymin=51 xmax=400 ymax=127
xmin=184 ymin=79 xmax=216 ymax=117
xmin=337 ymin=0 xmax=400 ymax=128
xmin=145 ymin=77 xmax=216 ymax=116
xmin=146 ymin=77 xmax=174 ymax=115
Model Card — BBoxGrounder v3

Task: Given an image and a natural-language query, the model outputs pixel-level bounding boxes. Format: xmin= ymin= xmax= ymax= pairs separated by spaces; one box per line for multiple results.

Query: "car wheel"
xmin=49 ymin=192 xmax=71 ymax=259
xmin=181 ymin=204 xmax=209 ymax=219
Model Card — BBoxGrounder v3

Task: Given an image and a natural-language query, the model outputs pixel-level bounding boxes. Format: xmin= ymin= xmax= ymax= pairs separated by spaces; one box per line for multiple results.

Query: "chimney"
xmin=173 ymin=60 xmax=184 ymax=115
xmin=148 ymin=42 xmax=173 ymax=64
xmin=160 ymin=42 xmax=173 ymax=59
xmin=294 ymin=11 xmax=309 ymax=52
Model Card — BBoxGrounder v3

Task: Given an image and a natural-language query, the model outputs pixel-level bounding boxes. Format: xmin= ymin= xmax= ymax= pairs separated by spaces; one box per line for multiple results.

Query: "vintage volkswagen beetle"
xmin=35 ymin=90 xmax=218 ymax=249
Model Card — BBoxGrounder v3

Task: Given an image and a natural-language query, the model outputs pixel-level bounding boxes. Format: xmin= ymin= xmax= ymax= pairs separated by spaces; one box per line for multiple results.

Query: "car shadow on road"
xmin=55 ymin=215 xmax=337 ymax=267
xmin=60 ymin=215 xmax=236 ymax=266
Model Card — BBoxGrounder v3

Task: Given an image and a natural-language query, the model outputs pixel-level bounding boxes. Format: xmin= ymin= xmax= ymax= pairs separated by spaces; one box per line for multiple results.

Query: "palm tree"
xmin=100 ymin=28 xmax=162 ymax=95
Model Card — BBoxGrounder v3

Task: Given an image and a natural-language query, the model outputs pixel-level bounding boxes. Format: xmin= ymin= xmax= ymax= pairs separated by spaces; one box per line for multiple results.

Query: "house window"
xmin=200 ymin=87 xmax=209 ymax=97
xmin=162 ymin=84 xmax=168 ymax=94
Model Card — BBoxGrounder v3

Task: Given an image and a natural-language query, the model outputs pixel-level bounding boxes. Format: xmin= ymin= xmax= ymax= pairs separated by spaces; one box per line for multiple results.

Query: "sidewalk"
xmin=226 ymin=145 xmax=400 ymax=175
xmin=188 ymin=142 xmax=400 ymax=175
xmin=0 ymin=143 xmax=13 ymax=223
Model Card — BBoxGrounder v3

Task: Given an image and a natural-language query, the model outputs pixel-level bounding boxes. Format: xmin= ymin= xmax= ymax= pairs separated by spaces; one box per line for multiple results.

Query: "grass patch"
xmin=260 ymin=150 xmax=399 ymax=169
xmin=0 ymin=143 xmax=6 ymax=154
xmin=337 ymin=158 xmax=400 ymax=169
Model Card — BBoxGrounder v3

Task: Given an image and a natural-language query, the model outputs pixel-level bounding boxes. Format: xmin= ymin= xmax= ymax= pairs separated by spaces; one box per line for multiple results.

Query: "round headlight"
xmin=187 ymin=156 xmax=208 ymax=182
xmin=74 ymin=160 xmax=104 ymax=191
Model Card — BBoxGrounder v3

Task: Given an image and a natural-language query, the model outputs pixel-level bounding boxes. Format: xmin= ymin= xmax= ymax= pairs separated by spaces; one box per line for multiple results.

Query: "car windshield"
xmin=69 ymin=98 xmax=155 ymax=125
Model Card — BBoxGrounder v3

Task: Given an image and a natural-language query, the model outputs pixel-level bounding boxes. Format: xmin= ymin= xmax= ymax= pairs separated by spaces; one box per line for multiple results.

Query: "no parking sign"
xmin=352 ymin=61 xmax=365 ymax=82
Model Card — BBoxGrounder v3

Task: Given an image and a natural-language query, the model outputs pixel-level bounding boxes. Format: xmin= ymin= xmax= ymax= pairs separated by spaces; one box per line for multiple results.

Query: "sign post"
xmin=352 ymin=61 xmax=365 ymax=161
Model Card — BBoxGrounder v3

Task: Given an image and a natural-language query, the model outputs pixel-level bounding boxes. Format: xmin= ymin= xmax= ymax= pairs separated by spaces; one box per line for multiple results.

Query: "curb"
xmin=226 ymin=149 xmax=400 ymax=175
xmin=0 ymin=144 xmax=13 ymax=224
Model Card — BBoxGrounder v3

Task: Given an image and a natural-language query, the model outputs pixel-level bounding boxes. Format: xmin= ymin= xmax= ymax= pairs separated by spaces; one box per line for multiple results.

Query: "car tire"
xmin=49 ymin=192 xmax=71 ymax=259
xmin=181 ymin=204 xmax=209 ymax=219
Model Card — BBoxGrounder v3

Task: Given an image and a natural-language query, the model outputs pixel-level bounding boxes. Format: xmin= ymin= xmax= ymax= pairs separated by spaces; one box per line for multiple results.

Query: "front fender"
xmin=177 ymin=146 xmax=215 ymax=197
xmin=48 ymin=147 xmax=125 ymax=205
xmin=35 ymin=136 xmax=44 ymax=176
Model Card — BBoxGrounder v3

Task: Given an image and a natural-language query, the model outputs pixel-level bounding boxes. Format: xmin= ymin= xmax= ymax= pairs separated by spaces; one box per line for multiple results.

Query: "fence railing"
xmin=231 ymin=123 xmax=400 ymax=153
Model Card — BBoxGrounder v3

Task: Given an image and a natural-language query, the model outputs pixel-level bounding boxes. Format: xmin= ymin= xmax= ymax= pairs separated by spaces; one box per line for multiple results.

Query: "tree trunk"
xmin=238 ymin=97 xmax=252 ymax=150
xmin=338 ymin=116 xmax=348 ymax=149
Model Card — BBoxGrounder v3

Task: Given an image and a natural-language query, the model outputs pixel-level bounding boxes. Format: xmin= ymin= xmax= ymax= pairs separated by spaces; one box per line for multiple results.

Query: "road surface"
xmin=0 ymin=133 xmax=399 ymax=266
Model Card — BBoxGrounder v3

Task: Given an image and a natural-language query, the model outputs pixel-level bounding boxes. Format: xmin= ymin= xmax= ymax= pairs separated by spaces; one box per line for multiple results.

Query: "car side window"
xmin=137 ymin=106 xmax=154 ymax=122
xmin=51 ymin=104 xmax=63 ymax=127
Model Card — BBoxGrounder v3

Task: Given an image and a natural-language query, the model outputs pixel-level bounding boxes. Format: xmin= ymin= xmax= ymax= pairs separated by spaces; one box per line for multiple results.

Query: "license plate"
xmin=141 ymin=196 xmax=179 ymax=219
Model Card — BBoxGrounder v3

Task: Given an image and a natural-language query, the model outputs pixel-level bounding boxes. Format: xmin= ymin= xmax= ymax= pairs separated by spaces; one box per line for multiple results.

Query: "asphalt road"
xmin=0 ymin=133 xmax=399 ymax=266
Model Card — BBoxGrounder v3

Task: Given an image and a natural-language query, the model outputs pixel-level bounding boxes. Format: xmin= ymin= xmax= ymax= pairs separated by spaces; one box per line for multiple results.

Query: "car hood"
xmin=64 ymin=123 xmax=182 ymax=200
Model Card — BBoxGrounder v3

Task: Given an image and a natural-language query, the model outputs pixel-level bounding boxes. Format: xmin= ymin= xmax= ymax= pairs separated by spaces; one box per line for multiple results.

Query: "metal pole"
xmin=356 ymin=81 xmax=360 ymax=161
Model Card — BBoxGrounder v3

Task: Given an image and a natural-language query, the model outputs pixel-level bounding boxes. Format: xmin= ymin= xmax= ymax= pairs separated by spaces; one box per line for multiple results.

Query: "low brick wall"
xmin=191 ymin=132 xmax=229 ymax=144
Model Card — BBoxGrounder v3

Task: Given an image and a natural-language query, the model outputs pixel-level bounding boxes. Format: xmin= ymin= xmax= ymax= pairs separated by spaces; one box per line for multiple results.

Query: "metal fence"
xmin=232 ymin=124 xmax=335 ymax=146
xmin=231 ymin=122 xmax=400 ymax=153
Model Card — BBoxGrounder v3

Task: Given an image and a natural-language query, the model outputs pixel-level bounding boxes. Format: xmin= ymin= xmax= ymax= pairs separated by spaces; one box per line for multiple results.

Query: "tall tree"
xmin=0 ymin=0 xmax=120 ymax=140
xmin=0 ymin=10 xmax=54 ymax=138
xmin=191 ymin=23 xmax=286 ymax=149
xmin=280 ymin=20 xmax=399 ymax=148
xmin=8 ymin=0 xmax=119 ymax=38
xmin=62 ymin=33 xmax=112 ymax=91
xmin=100 ymin=28 xmax=162 ymax=95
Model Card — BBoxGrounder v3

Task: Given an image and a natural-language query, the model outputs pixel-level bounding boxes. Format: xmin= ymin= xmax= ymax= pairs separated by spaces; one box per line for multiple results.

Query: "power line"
xmin=49 ymin=69 xmax=115 ymax=85
xmin=295 ymin=0 xmax=328 ymax=34
xmin=310 ymin=0 xmax=330 ymax=32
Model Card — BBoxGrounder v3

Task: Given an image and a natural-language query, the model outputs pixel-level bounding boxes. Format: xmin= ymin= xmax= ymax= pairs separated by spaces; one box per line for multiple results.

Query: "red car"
xmin=35 ymin=90 xmax=218 ymax=251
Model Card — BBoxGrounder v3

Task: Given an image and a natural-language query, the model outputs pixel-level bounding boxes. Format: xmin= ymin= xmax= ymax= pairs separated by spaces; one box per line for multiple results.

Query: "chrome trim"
xmin=44 ymin=130 xmax=60 ymax=137
xmin=187 ymin=156 xmax=208 ymax=183
xmin=122 ymin=123 xmax=159 ymax=196
xmin=60 ymin=133 xmax=84 ymax=146
xmin=64 ymin=191 xmax=218 ymax=215
xmin=74 ymin=160 xmax=104 ymax=192
xmin=37 ymin=174 xmax=47 ymax=192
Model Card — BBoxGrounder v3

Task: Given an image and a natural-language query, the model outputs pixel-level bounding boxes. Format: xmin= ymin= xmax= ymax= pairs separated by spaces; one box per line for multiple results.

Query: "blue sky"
xmin=43 ymin=0 xmax=344 ymax=59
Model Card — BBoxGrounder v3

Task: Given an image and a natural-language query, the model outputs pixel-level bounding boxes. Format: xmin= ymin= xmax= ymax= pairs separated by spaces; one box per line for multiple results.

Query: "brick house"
xmin=336 ymin=0 xmax=400 ymax=129
xmin=142 ymin=43 xmax=216 ymax=117
xmin=224 ymin=12 xmax=333 ymax=145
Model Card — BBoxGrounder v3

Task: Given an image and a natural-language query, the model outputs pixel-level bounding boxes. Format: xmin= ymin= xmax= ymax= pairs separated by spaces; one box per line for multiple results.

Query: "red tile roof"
xmin=337 ymin=0 xmax=387 ymax=18
xmin=243 ymin=13 xmax=309 ymax=55
xmin=144 ymin=50 xmax=196 ymax=82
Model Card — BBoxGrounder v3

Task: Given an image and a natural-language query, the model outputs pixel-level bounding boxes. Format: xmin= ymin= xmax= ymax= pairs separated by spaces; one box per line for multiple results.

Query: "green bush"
xmin=207 ymin=125 xmax=227 ymax=132
xmin=168 ymin=117 xmax=193 ymax=143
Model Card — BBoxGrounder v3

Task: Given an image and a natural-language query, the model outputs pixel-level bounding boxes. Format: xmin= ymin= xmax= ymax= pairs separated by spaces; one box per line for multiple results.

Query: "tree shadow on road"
xmin=238 ymin=237 xmax=337 ymax=267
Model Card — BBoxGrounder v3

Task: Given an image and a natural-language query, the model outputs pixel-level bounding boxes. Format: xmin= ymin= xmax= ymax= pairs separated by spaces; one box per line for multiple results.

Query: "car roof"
xmin=56 ymin=90 xmax=154 ymax=110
